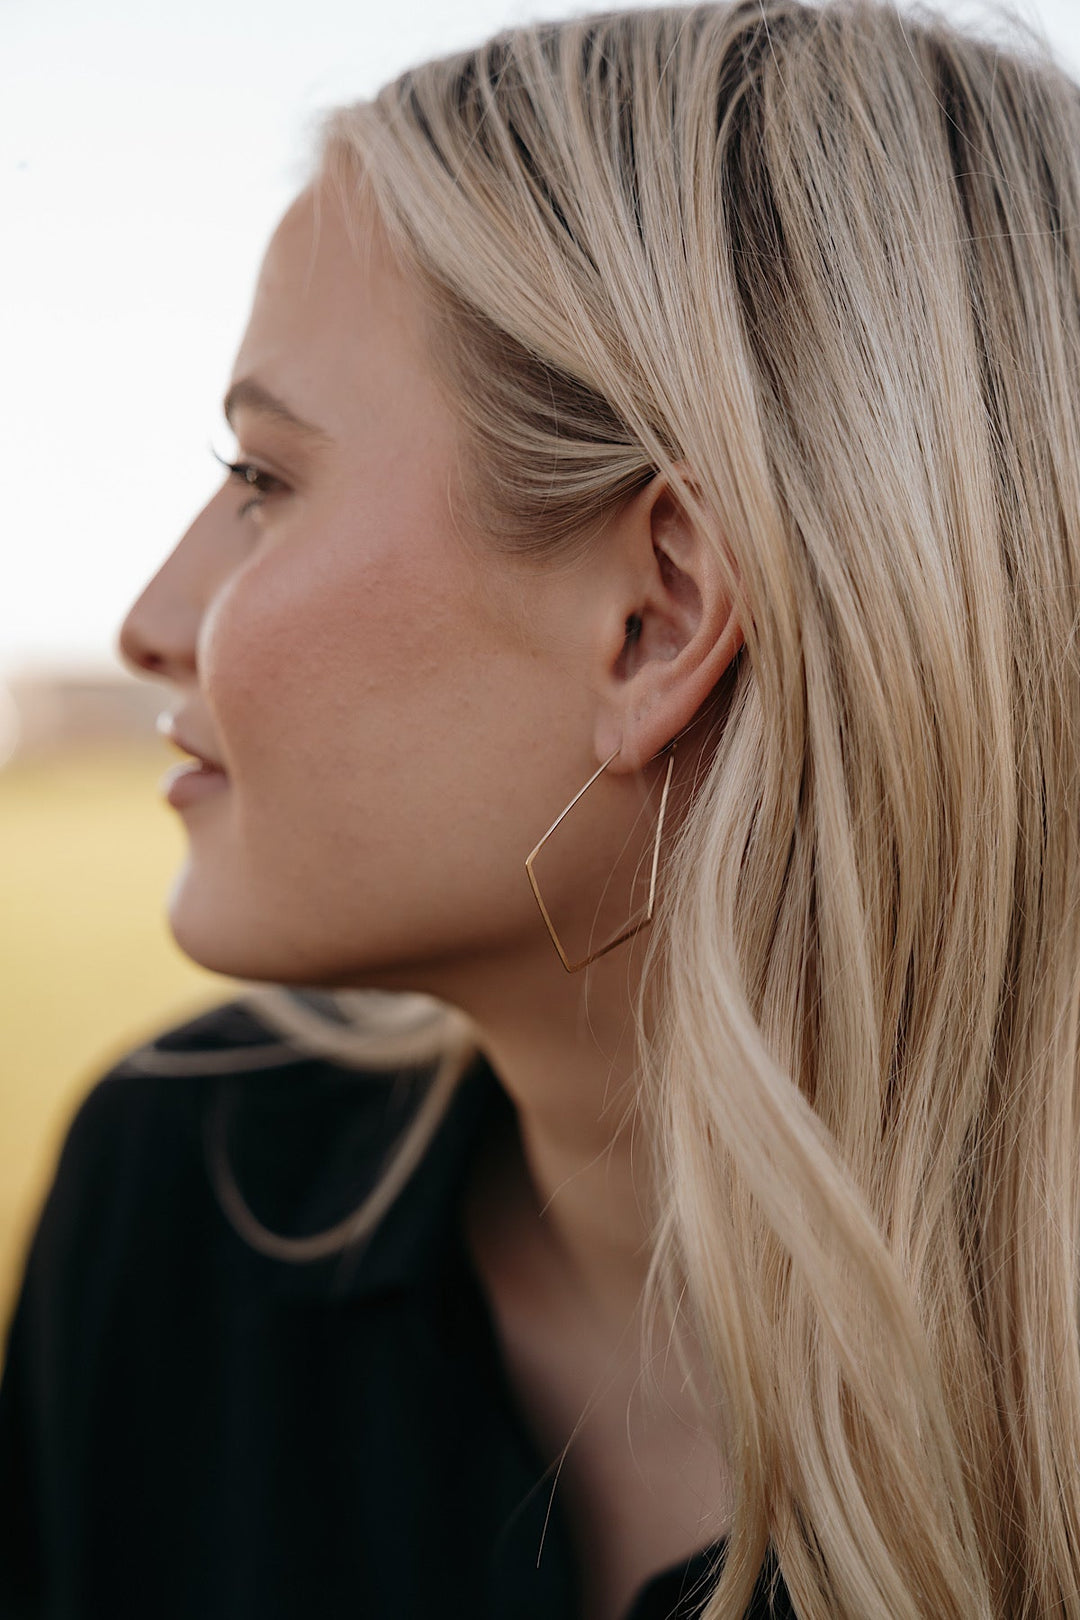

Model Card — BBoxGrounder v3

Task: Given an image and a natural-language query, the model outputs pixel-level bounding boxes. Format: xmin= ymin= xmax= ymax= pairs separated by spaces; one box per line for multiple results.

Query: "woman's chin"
xmin=164 ymin=872 xmax=287 ymax=984
xmin=163 ymin=876 xmax=362 ymax=988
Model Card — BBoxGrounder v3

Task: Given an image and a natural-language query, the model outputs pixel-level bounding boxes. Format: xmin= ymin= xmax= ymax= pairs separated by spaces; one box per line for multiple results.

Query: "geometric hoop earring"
xmin=524 ymin=741 xmax=677 ymax=973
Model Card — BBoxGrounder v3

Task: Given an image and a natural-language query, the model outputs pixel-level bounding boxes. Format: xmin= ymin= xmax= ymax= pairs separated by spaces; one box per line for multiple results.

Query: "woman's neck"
xmin=433 ymin=935 xmax=662 ymax=1340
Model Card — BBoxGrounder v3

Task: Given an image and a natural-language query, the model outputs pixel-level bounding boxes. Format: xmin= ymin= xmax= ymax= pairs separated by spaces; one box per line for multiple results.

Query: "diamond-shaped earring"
xmin=524 ymin=742 xmax=677 ymax=973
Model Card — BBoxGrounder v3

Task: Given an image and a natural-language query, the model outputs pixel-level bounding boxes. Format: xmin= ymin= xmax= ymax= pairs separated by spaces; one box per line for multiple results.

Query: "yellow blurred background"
xmin=0 ymin=732 xmax=239 ymax=1361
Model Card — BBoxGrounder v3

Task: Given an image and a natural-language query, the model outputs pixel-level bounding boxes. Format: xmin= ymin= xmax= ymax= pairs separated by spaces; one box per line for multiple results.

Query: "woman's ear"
xmin=594 ymin=468 xmax=744 ymax=771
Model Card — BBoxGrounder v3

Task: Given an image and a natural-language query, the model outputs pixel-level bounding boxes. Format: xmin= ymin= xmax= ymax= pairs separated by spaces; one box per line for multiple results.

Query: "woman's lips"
xmin=156 ymin=710 xmax=229 ymax=806
xmin=160 ymin=758 xmax=230 ymax=809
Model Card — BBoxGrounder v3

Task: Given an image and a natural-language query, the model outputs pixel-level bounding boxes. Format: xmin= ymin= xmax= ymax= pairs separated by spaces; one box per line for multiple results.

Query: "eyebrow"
xmin=222 ymin=378 xmax=333 ymax=446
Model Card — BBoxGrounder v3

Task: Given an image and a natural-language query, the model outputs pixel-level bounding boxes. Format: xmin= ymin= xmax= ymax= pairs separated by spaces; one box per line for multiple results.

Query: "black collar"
xmin=182 ymin=998 xmax=510 ymax=1304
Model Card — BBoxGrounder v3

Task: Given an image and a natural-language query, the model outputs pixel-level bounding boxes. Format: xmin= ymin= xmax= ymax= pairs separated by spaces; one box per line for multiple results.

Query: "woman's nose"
xmin=116 ymin=548 xmax=202 ymax=684
xmin=116 ymin=491 xmax=233 ymax=682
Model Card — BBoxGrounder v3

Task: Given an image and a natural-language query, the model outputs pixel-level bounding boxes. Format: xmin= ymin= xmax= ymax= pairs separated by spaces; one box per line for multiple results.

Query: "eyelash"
xmin=210 ymin=444 xmax=286 ymax=518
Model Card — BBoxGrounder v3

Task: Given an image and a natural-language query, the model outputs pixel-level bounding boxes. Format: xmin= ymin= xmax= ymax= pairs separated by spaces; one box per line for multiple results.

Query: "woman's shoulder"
xmin=9 ymin=1001 xmax=277 ymax=1306
xmin=7 ymin=994 xmax=504 ymax=1332
xmin=40 ymin=995 xmax=322 ymax=1186
xmin=0 ymin=1001 xmax=515 ymax=1619
xmin=0 ymin=993 xmax=505 ymax=1458
xmin=23 ymin=996 xmax=410 ymax=1263
xmin=46 ymin=992 xmax=471 ymax=1194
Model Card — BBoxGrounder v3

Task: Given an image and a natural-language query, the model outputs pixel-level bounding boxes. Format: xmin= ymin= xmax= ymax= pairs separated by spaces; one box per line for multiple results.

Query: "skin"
xmin=118 ymin=173 xmax=744 ymax=1607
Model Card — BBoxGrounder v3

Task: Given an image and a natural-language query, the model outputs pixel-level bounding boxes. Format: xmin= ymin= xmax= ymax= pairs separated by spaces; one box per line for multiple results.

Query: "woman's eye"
xmin=209 ymin=444 xmax=287 ymax=517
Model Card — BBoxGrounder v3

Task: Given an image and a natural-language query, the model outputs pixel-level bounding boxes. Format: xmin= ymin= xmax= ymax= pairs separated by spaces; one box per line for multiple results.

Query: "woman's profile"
xmin=2 ymin=0 xmax=1080 ymax=1615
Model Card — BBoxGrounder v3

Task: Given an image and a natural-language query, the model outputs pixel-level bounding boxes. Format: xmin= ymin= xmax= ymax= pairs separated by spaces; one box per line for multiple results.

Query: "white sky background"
xmin=4 ymin=0 xmax=1080 ymax=685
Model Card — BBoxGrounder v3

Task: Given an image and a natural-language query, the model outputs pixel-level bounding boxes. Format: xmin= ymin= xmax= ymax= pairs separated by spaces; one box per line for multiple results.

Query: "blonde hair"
xmin=174 ymin=1 xmax=1080 ymax=1612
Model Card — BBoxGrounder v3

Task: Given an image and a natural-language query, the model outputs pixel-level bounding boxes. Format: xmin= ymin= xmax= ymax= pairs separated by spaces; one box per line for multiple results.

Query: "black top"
xmin=0 ymin=998 xmax=794 ymax=1620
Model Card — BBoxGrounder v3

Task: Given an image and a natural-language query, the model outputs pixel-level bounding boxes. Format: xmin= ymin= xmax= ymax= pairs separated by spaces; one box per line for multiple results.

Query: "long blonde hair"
xmin=186 ymin=1 xmax=1080 ymax=1612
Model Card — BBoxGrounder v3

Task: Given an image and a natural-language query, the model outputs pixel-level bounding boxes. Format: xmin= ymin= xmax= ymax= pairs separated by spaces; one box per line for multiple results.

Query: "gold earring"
xmin=524 ymin=742 xmax=677 ymax=973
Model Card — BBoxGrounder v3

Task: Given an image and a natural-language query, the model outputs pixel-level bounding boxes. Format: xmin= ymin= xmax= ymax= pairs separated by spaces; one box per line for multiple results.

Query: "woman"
xmin=2 ymin=0 xmax=1079 ymax=1614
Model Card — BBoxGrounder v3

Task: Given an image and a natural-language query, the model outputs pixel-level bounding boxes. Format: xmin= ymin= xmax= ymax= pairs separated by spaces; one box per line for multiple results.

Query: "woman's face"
xmin=119 ymin=177 xmax=630 ymax=991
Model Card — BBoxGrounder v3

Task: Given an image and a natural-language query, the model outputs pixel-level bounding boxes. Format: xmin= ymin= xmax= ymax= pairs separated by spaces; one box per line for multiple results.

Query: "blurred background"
xmin=3 ymin=0 xmax=1079 ymax=1347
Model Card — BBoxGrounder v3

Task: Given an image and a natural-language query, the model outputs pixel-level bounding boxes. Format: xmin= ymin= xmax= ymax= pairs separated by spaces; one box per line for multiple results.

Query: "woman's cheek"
xmin=194 ymin=539 xmax=406 ymax=781
xmin=195 ymin=564 xmax=312 ymax=777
